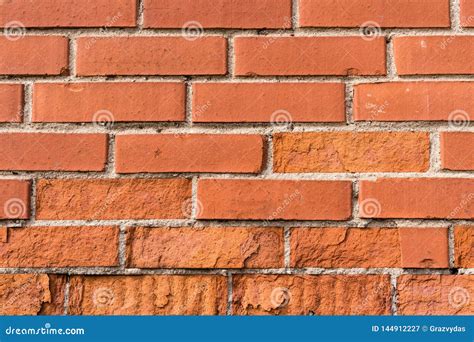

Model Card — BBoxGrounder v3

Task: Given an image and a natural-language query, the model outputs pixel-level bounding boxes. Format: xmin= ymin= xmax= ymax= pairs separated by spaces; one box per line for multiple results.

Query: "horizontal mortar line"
xmin=7 ymin=218 xmax=474 ymax=228
xmin=0 ymin=267 xmax=468 ymax=275
xmin=0 ymin=125 xmax=472 ymax=134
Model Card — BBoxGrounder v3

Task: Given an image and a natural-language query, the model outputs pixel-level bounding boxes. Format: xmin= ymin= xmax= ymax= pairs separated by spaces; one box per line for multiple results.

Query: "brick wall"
xmin=0 ymin=0 xmax=472 ymax=315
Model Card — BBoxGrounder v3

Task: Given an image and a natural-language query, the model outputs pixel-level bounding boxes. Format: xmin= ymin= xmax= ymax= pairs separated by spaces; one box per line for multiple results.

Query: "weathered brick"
xmin=454 ymin=226 xmax=473 ymax=268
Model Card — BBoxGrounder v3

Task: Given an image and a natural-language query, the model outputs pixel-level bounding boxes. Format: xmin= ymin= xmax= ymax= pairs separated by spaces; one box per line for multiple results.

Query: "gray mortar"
xmin=0 ymin=0 xmax=472 ymax=316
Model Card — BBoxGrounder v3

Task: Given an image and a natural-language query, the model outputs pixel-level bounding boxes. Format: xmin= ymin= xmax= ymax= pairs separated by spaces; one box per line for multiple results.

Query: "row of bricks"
xmin=3 ymin=82 xmax=474 ymax=122
xmin=1 ymin=0 xmax=474 ymax=29
xmin=0 ymin=132 xmax=470 ymax=172
xmin=0 ymin=225 xmax=471 ymax=268
xmin=1 ymin=178 xmax=473 ymax=220
xmin=1 ymin=273 xmax=473 ymax=315
xmin=7 ymin=36 xmax=474 ymax=75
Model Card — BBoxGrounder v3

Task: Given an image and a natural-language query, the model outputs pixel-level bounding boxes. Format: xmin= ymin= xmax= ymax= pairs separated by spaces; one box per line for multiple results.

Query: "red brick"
xmin=441 ymin=132 xmax=474 ymax=171
xmin=0 ymin=36 xmax=68 ymax=75
xmin=144 ymin=0 xmax=291 ymax=29
xmin=0 ymin=180 xmax=30 ymax=219
xmin=36 ymin=179 xmax=191 ymax=220
xmin=0 ymin=0 xmax=136 ymax=27
xmin=234 ymin=37 xmax=386 ymax=76
xmin=0 ymin=84 xmax=22 ymax=122
xmin=359 ymin=178 xmax=474 ymax=219
xmin=273 ymin=132 xmax=430 ymax=173
xmin=299 ymin=0 xmax=450 ymax=28
xmin=291 ymin=227 xmax=448 ymax=268
xmin=76 ymin=37 xmax=227 ymax=76
xmin=39 ymin=275 xmax=67 ymax=315
xmin=233 ymin=275 xmax=391 ymax=315
xmin=0 ymin=226 xmax=119 ymax=267
xmin=115 ymin=134 xmax=263 ymax=173
xmin=354 ymin=82 xmax=474 ymax=121
xmin=454 ymin=226 xmax=473 ymax=268
xmin=68 ymin=275 xmax=227 ymax=315
xmin=394 ymin=36 xmax=474 ymax=75
xmin=197 ymin=179 xmax=352 ymax=221
xmin=0 ymin=133 xmax=107 ymax=171
xmin=0 ymin=274 xmax=52 ymax=315
xmin=192 ymin=82 xmax=345 ymax=123
xmin=398 ymin=275 xmax=473 ymax=315
xmin=126 ymin=226 xmax=284 ymax=268
xmin=33 ymin=82 xmax=185 ymax=123
xmin=461 ymin=0 xmax=474 ymax=27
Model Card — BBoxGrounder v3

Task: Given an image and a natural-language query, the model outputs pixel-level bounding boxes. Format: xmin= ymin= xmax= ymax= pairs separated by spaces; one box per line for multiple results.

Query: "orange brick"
xmin=126 ymin=226 xmax=283 ymax=268
xmin=192 ymin=82 xmax=345 ymax=123
xmin=234 ymin=37 xmax=386 ymax=76
xmin=398 ymin=275 xmax=473 ymax=314
xmin=291 ymin=227 xmax=448 ymax=268
xmin=197 ymin=179 xmax=352 ymax=221
xmin=0 ymin=84 xmax=22 ymax=122
xmin=33 ymin=82 xmax=185 ymax=122
xmin=461 ymin=0 xmax=474 ymax=27
xmin=115 ymin=134 xmax=263 ymax=173
xmin=0 ymin=180 xmax=30 ymax=220
xmin=39 ymin=275 xmax=67 ymax=315
xmin=454 ymin=226 xmax=473 ymax=268
xmin=0 ymin=0 xmax=136 ymax=27
xmin=144 ymin=0 xmax=291 ymax=29
xmin=359 ymin=178 xmax=474 ymax=219
xmin=36 ymin=179 xmax=191 ymax=220
xmin=0 ymin=133 xmax=107 ymax=171
xmin=233 ymin=275 xmax=391 ymax=315
xmin=273 ymin=132 xmax=430 ymax=173
xmin=354 ymin=82 xmax=474 ymax=121
xmin=68 ymin=275 xmax=227 ymax=315
xmin=76 ymin=37 xmax=227 ymax=76
xmin=441 ymin=132 xmax=474 ymax=171
xmin=0 ymin=36 xmax=68 ymax=75
xmin=299 ymin=0 xmax=450 ymax=28
xmin=0 ymin=226 xmax=119 ymax=267
xmin=394 ymin=36 xmax=474 ymax=75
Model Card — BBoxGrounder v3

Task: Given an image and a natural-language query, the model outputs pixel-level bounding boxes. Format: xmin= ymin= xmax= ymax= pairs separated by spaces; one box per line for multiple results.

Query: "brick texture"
xmin=0 ymin=0 xmax=472 ymax=317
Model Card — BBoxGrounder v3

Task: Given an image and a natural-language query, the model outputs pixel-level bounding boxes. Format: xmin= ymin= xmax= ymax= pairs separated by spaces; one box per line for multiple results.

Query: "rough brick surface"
xmin=234 ymin=37 xmax=386 ymax=76
xmin=197 ymin=179 xmax=352 ymax=220
xmin=0 ymin=226 xmax=119 ymax=267
xmin=115 ymin=134 xmax=264 ymax=173
xmin=0 ymin=0 xmax=137 ymax=27
xmin=33 ymin=82 xmax=185 ymax=122
xmin=0 ymin=133 xmax=107 ymax=171
xmin=441 ymin=132 xmax=474 ymax=171
xmin=144 ymin=0 xmax=292 ymax=29
xmin=398 ymin=275 xmax=474 ymax=315
xmin=233 ymin=275 xmax=391 ymax=315
xmin=36 ymin=179 xmax=191 ymax=220
xmin=354 ymin=82 xmax=474 ymax=121
xmin=68 ymin=275 xmax=227 ymax=315
xmin=273 ymin=132 xmax=430 ymax=173
xmin=290 ymin=227 xmax=448 ymax=268
xmin=76 ymin=37 xmax=227 ymax=76
xmin=0 ymin=180 xmax=30 ymax=220
xmin=0 ymin=36 xmax=68 ymax=75
xmin=359 ymin=178 xmax=474 ymax=219
xmin=454 ymin=226 xmax=473 ymax=268
xmin=192 ymin=83 xmax=345 ymax=123
xmin=126 ymin=227 xmax=284 ymax=268
xmin=299 ymin=0 xmax=450 ymax=28
xmin=0 ymin=84 xmax=22 ymax=122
